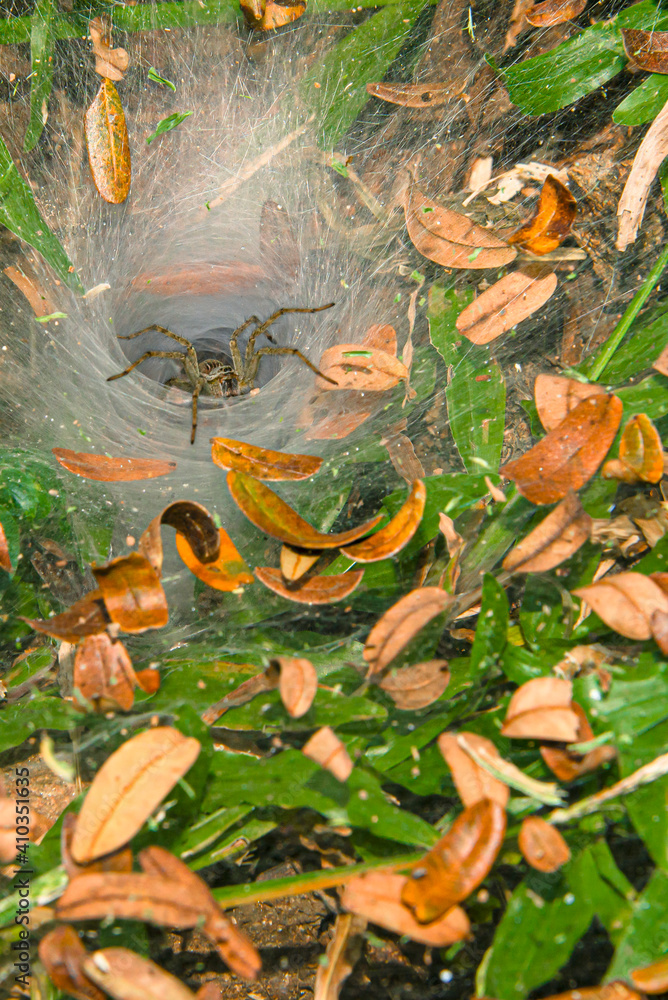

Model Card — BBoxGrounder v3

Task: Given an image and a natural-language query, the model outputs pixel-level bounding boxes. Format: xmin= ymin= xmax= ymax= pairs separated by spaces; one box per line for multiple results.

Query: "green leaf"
xmin=618 ymin=719 xmax=668 ymax=869
xmin=0 ymin=136 xmax=82 ymax=291
xmin=470 ymin=574 xmax=508 ymax=678
xmin=489 ymin=21 xmax=625 ymax=116
xmin=567 ymin=840 xmax=634 ymax=945
xmin=221 ymin=687 xmax=387 ymax=732
xmin=478 ymin=875 xmax=593 ymax=999
xmin=148 ymin=66 xmax=177 ymax=91
xmin=24 ymin=0 xmax=56 ymax=152
xmin=299 ymin=0 xmax=429 ymax=148
xmin=579 ymin=303 xmax=668 ymax=384
xmin=615 ymin=375 xmax=668 ymax=424
xmin=607 ymin=869 xmax=668 ymax=981
xmin=147 ymin=110 xmax=193 ymax=144
xmin=0 ymin=508 xmax=19 ymax=573
xmin=520 ymin=576 xmax=574 ymax=647
xmin=0 ymin=697 xmax=79 ymax=753
xmin=429 ymin=284 xmax=506 ymax=472
xmin=614 ymin=73 xmax=668 ymax=126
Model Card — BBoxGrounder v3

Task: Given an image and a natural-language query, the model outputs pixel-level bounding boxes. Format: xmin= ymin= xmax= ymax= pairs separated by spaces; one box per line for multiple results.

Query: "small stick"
xmin=548 ymin=751 xmax=668 ymax=825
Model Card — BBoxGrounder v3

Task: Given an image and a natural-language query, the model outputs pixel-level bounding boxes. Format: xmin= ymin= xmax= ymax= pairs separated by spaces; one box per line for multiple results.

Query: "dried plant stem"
xmin=548 ymin=751 xmax=668 ymax=825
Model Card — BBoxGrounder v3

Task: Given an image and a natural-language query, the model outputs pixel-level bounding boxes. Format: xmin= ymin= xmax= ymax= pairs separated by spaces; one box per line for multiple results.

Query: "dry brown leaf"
xmin=70 ymin=726 xmax=200 ymax=863
xmin=82 ymin=948 xmax=197 ymax=1000
xmin=502 ymin=677 xmax=580 ymax=741
xmin=401 ymin=799 xmax=507 ymax=923
xmin=456 ymin=270 xmax=557 ymax=344
xmin=366 ymin=81 xmax=460 ymax=107
xmin=255 ymin=567 xmax=364 ymax=604
xmin=89 ymin=18 xmax=129 ymax=81
xmin=56 ymin=872 xmax=208 ymax=927
xmin=653 ymin=343 xmax=668 ymax=377
xmin=617 ymin=93 xmax=668 ymax=250
xmin=61 ymin=814 xmax=133 ymax=880
xmin=534 ymin=374 xmax=606 ymax=432
xmin=537 ymin=986 xmax=643 ymax=1000
xmin=508 ymin=175 xmax=577 ymax=255
xmin=573 ymin=571 xmax=668 ymax=641
xmin=540 ymin=703 xmax=616 ymax=781
xmin=271 ymin=656 xmax=318 ymax=718
xmin=138 ymin=846 xmax=261 ymax=980
xmin=382 ymin=428 xmax=425 ymax=483
xmin=339 ymin=480 xmax=426 ymax=562
xmin=363 ymin=587 xmax=453 ymax=676
xmin=502 ymin=491 xmax=592 ymax=573
xmin=279 ymin=545 xmax=322 ymax=582
xmin=314 ymin=913 xmax=365 ymax=1000
xmin=0 ymin=521 xmax=12 ymax=573
xmin=73 ymin=633 xmax=138 ymax=712
xmin=380 ymin=660 xmax=450 ymax=710
xmin=630 ymin=958 xmax=668 ymax=994
xmin=131 ymin=262 xmax=265 ymax=297
xmin=53 ymin=449 xmax=176 ymax=482
xmin=622 ymin=28 xmax=668 ymax=73
xmin=316 ymin=344 xmax=408 ymax=392
xmin=518 ymin=816 xmax=570 ymax=872
xmin=0 ymin=798 xmax=19 ymax=861
xmin=404 ymin=180 xmax=517 ymax=270
xmin=38 ymin=925 xmax=106 ymax=1000
xmin=240 ymin=0 xmax=306 ymax=30
xmin=437 ymin=732 xmax=510 ymax=808
xmin=3 ymin=264 xmax=58 ymax=316
xmin=302 ymin=726 xmax=353 ymax=781
xmin=525 ymin=0 xmax=587 ymax=25
xmin=210 ymin=438 xmax=322 ymax=481
xmin=200 ymin=669 xmax=278 ymax=727
xmin=85 ymin=78 xmax=131 ymax=205
xmin=300 ymin=391 xmax=374 ymax=441
xmin=93 ymin=553 xmax=168 ymax=634
xmin=341 ymin=872 xmax=470 ymax=945
xmin=23 ymin=591 xmax=109 ymax=643
xmin=500 ymin=393 xmax=623 ymax=505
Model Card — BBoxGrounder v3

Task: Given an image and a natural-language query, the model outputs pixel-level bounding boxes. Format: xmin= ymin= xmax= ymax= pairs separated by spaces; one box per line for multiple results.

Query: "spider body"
xmin=107 ymin=303 xmax=336 ymax=443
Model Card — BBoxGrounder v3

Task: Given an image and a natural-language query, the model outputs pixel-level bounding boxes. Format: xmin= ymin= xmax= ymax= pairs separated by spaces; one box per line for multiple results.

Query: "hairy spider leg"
xmin=246 ymin=346 xmax=338 ymax=387
xmin=190 ymin=376 xmax=208 ymax=445
xmin=111 ymin=325 xmax=200 ymax=383
xmin=107 ymin=350 xmax=190 ymax=382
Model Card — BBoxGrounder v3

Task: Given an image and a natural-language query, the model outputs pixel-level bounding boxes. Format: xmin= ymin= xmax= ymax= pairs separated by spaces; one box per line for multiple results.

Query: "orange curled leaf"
xmin=456 ymin=270 xmax=557 ymax=345
xmin=85 ymin=78 xmax=131 ymax=205
xmin=175 ymin=528 xmax=253 ymax=592
xmin=508 ymin=175 xmax=577 ymax=255
xmin=73 ymin=633 xmax=138 ymax=712
xmin=540 ymin=703 xmax=616 ymax=781
xmin=138 ymin=846 xmax=261 ymax=980
xmin=518 ymin=816 xmax=570 ymax=872
xmin=380 ymin=660 xmax=450 ymax=710
xmin=82 ymin=948 xmax=198 ymax=1000
xmin=270 ymin=656 xmax=318 ymax=718
xmin=404 ymin=180 xmax=516 ymax=270
xmin=89 ymin=17 xmax=129 ymax=82
xmin=341 ymin=872 xmax=470 ymax=945
xmin=525 ymin=0 xmax=587 ymax=27
xmin=500 ymin=393 xmax=623 ymax=505
xmin=340 ymin=480 xmax=426 ymax=562
xmin=503 ymin=491 xmax=591 ymax=573
xmin=363 ymin=587 xmax=453 ymax=676
xmin=573 ymin=571 xmax=668 ymax=641
xmin=38 ymin=925 xmax=106 ymax=1000
xmin=53 ymin=449 xmax=176 ymax=482
xmin=366 ymin=82 xmax=459 ymax=107
xmin=0 ymin=522 xmax=12 ymax=573
xmin=255 ymin=566 xmax=364 ymax=604
xmin=534 ymin=374 xmax=606 ymax=432
xmin=630 ymin=958 xmax=668 ymax=994
xmin=56 ymin=872 xmax=206 ymax=928
xmin=70 ymin=726 xmax=200 ymax=863
xmin=4 ymin=263 xmax=58 ymax=317
xmin=401 ymin=799 xmax=506 ymax=923
xmin=279 ymin=545 xmax=322 ymax=582
xmin=362 ymin=323 xmax=398 ymax=355
xmin=622 ymin=28 xmax=668 ymax=74
xmin=139 ymin=500 xmax=220 ymax=577
xmin=437 ymin=732 xmax=509 ymax=809
xmin=602 ymin=413 xmax=664 ymax=484
xmin=210 ymin=438 xmax=322 ymax=481
xmin=502 ymin=676 xmax=580 ymax=741
xmin=316 ymin=344 xmax=408 ymax=392
xmin=93 ymin=553 xmax=168 ymax=634
xmin=241 ymin=0 xmax=305 ymax=30
xmin=23 ymin=591 xmax=109 ymax=643
xmin=227 ymin=470 xmax=382 ymax=548
xmin=302 ymin=726 xmax=353 ymax=781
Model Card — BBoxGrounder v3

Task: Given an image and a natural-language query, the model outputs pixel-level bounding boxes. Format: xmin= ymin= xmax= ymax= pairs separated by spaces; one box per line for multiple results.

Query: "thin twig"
xmin=548 ymin=752 xmax=668 ymax=825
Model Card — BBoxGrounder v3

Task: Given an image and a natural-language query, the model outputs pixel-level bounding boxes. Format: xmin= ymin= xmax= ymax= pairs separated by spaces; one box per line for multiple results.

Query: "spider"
xmin=107 ymin=303 xmax=337 ymax=443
